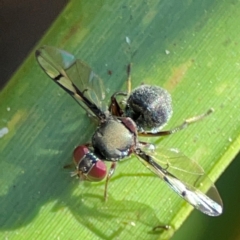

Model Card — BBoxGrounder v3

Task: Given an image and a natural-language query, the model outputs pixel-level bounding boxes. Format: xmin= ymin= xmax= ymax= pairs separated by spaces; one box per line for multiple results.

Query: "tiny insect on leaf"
xmin=35 ymin=46 xmax=223 ymax=217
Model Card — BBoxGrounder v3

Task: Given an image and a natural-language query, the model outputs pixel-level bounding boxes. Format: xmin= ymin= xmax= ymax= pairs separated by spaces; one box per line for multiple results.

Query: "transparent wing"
xmin=35 ymin=45 xmax=108 ymax=120
xmin=135 ymin=147 xmax=223 ymax=216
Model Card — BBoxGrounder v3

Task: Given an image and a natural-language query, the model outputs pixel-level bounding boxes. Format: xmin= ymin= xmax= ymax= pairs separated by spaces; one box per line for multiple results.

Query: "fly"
xmin=35 ymin=46 xmax=223 ymax=216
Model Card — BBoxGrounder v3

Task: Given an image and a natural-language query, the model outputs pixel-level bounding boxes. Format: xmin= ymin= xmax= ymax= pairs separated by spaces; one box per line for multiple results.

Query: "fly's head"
xmin=73 ymin=145 xmax=107 ymax=181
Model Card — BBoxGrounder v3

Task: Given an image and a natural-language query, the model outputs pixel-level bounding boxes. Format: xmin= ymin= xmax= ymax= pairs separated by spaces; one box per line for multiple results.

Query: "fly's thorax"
xmin=125 ymin=84 xmax=173 ymax=133
xmin=92 ymin=117 xmax=137 ymax=160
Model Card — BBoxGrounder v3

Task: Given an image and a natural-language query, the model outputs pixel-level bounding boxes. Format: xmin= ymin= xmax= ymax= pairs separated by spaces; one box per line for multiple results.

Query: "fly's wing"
xmin=35 ymin=46 xmax=108 ymax=120
xmin=135 ymin=147 xmax=223 ymax=216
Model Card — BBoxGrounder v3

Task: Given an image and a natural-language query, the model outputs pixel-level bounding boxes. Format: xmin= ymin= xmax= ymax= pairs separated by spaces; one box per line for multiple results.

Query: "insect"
xmin=35 ymin=46 xmax=223 ymax=216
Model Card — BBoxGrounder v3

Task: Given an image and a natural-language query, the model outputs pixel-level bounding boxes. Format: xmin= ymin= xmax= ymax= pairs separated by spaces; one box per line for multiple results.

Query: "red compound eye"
xmin=87 ymin=160 xmax=107 ymax=181
xmin=73 ymin=145 xmax=107 ymax=182
xmin=73 ymin=145 xmax=89 ymax=165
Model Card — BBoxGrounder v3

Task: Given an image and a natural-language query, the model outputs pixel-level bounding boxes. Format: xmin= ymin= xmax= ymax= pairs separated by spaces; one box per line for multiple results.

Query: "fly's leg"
xmin=108 ymin=63 xmax=132 ymax=116
xmin=104 ymin=162 xmax=117 ymax=200
xmin=138 ymin=141 xmax=155 ymax=150
xmin=109 ymin=92 xmax=127 ymax=116
xmin=139 ymin=108 xmax=214 ymax=137
xmin=127 ymin=63 xmax=132 ymax=94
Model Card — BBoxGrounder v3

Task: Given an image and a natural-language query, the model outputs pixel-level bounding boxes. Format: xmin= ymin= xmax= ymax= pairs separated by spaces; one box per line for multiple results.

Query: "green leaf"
xmin=1 ymin=1 xmax=240 ymax=239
